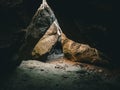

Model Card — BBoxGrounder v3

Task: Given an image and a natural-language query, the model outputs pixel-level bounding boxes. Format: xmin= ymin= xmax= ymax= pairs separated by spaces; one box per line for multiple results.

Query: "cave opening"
xmin=0 ymin=0 xmax=115 ymax=66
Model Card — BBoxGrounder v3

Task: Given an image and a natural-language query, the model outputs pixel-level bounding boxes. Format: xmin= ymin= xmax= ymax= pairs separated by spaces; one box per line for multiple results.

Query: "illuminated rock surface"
xmin=32 ymin=20 xmax=61 ymax=61
xmin=61 ymin=33 xmax=109 ymax=66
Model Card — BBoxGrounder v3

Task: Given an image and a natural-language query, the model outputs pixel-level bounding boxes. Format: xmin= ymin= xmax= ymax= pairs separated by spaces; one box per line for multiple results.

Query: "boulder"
xmin=61 ymin=33 xmax=109 ymax=66
xmin=32 ymin=20 xmax=62 ymax=61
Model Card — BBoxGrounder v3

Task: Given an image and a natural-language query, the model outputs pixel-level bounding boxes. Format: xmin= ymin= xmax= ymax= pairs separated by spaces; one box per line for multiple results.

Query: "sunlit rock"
xmin=61 ymin=33 xmax=109 ymax=66
xmin=32 ymin=20 xmax=61 ymax=60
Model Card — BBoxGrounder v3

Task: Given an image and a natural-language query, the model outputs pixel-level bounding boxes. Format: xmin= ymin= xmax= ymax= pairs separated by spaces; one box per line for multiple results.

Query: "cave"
xmin=0 ymin=0 xmax=119 ymax=90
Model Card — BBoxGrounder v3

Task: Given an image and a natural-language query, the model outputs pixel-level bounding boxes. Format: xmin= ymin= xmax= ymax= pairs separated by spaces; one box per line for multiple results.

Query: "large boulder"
xmin=32 ymin=20 xmax=61 ymax=61
xmin=61 ymin=33 xmax=109 ymax=66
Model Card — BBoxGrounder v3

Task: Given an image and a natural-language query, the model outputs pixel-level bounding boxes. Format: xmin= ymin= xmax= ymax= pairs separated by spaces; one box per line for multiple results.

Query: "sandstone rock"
xmin=61 ymin=33 xmax=109 ymax=66
xmin=32 ymin=20 xmax=61 ymax=60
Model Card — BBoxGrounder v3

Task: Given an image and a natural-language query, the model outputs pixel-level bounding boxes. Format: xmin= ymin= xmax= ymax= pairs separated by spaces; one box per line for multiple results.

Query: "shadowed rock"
xmin=18 ymin=0 xmax=56 ymax=60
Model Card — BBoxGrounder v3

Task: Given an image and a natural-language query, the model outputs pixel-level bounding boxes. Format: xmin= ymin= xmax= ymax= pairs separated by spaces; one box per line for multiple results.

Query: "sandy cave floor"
xmin=0 ymin=57 xmax=120 ymax=90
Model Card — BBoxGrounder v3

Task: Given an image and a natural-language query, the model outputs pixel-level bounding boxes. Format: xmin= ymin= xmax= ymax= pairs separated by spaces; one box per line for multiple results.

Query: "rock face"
xmin=32 ymin=20 xmax=61 ymax=60
xmin=61 ymin=33 xmax=109 ymax=66
xmin=18 ymin=0 xmax=56 ymax=60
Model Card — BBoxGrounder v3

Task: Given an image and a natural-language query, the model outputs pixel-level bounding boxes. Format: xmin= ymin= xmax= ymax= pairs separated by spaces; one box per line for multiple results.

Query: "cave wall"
xmin=0 ymin=0 xmax=116 ymax=66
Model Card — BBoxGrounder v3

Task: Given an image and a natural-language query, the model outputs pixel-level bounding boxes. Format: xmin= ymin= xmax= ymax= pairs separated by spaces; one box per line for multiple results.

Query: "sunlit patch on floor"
xmin=0 ymin=57 xmax=120 ymax=90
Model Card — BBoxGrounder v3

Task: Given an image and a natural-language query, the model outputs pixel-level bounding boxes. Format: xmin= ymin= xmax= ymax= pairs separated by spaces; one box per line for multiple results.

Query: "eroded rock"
xmin=32 ymin=20 xmax=61 ymax=60
xmin=61 ymin=33 xmax=109 ymax=66
xmin=18 ymin=0 xmax=56 ymax=60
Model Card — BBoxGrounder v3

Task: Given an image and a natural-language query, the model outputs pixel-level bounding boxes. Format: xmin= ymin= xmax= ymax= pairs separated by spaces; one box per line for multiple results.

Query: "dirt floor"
xmin=0 ymin=57 xmax=120 ymax=90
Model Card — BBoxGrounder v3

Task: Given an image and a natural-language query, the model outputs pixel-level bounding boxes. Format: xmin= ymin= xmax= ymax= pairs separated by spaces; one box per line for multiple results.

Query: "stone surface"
xmin=32 ymin=20 xmax=61 ymax=60
xmin=18 ymin=0 xmax=56 ymax=60
xmin=61 ymin=33 xmax=109 ymax=66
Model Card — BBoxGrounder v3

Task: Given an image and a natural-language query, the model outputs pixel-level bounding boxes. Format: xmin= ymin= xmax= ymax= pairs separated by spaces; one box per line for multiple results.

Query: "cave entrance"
xmin=16 ymin=0 xmax=109 ymax=68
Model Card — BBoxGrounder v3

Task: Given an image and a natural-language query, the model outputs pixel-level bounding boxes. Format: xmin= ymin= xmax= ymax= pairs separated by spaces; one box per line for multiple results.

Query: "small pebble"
xmin=55 ymin=65 xmax=65 ymax=69
xmin=40 ymin=69 xmax=44 ymax=71
xmin=98 ymin=69 xmax=103 ymax=73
